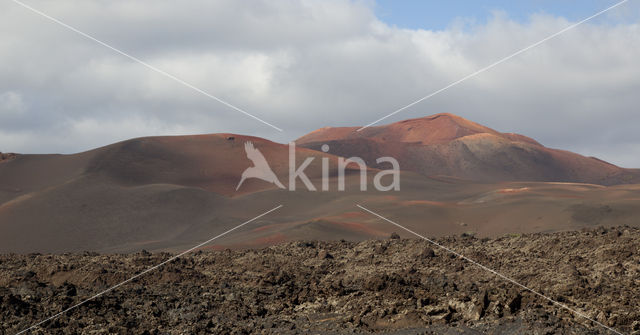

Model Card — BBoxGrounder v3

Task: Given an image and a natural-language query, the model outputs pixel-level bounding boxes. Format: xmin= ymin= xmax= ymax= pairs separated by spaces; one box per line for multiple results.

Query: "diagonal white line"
xmin=357 ymin=0 xmax=630 ymax=131
xmin=9 ymin=0 xmax=283 ymax=132
xmin=356 ymin=204 xmax=625 ymax=335
xmin=14 ymin=204 xmax=283 ymax=335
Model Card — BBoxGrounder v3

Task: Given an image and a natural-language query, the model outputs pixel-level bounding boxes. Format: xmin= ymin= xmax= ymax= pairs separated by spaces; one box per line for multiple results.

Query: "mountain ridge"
xmin=2 ymin=114 xmax=640 ymax=253
xmin=296 ymin=113 xmax=640 ymax=185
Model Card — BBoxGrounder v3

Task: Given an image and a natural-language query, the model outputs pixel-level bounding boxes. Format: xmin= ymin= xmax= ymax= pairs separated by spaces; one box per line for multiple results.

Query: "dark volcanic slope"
xmin=0 ymin=133 xmax=348 ymax=199
xmin=1 ymin=227 xmax=638 ymax=334
xmin=0 ymin=134 xmax=351 ymax=253
xmin=296 ymin=113 xmax=640 ymax=185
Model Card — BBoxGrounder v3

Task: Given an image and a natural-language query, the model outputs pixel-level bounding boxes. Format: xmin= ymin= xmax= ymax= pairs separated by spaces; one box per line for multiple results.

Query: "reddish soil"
xmin=296 ymin=113 xmax=640 ymax=185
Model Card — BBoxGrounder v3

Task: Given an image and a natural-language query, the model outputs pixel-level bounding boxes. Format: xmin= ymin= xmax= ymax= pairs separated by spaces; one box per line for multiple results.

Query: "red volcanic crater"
xmin=297 ymin=113 xmax=640 ymax=185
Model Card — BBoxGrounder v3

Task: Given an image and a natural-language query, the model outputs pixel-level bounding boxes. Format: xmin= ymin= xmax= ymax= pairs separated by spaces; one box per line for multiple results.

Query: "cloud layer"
xmin=1 ymin=0 xmax=639 ymax=167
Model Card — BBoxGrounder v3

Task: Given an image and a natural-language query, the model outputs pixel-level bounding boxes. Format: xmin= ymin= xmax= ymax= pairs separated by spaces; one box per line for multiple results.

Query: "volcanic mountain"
xmin=297 ymin=113 xmax=640 ymax=185
xmin=0 ymin=134 xmax=362 ymax=252
xmin=2 ymin=116 xmax=640 ymax=254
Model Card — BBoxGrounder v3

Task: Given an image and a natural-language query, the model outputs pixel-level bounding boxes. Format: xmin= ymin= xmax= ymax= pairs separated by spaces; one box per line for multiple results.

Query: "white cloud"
xmin=0 ymin=91 xmax=26 ymax=115
xmin=0 ymin=0 xmax=639 ymax=167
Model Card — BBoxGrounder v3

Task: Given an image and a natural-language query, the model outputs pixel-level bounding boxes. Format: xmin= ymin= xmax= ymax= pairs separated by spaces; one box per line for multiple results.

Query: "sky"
xmin=1 ymin=0 xmax=640 ymax=167
xmin=375 ymin=0 xmax=632 ymax=29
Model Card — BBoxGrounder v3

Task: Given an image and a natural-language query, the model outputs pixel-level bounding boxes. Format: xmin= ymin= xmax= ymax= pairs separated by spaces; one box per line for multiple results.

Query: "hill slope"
xmin=0 ymin=134 xmax=355 ymax=252
xmin=296 ymin=113 xmax=640 ymax=185
xmin=2 ymin=126 xmax=640 ymax=253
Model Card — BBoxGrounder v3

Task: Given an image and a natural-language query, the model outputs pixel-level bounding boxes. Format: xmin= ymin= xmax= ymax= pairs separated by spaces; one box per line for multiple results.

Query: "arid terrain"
xmin=1 ymin=114 xmax=639 ymax=333
xmin=2 ymin=114 xmax=640 ymax=253
xmin=1 ymin=226 xmax=639 ymax=334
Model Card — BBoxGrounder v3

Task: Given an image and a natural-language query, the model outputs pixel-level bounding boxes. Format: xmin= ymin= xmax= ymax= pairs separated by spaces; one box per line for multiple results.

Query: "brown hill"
xmin=0 ymin=134 xmax=347 ymax=198
xmin=0 ymin=134 xmax=369 ymax=252
xmin=296 ymin=113 xmax=640 ymax=185
xmin=2 ymin=128 xmax=640 ymax=254
xmin=83 ymin=133 xmax=344 ymax=196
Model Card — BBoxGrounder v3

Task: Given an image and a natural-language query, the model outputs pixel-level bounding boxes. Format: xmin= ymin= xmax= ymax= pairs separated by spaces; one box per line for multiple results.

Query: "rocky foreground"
xmin=1 ymin=227 xmax=639 ymax=335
